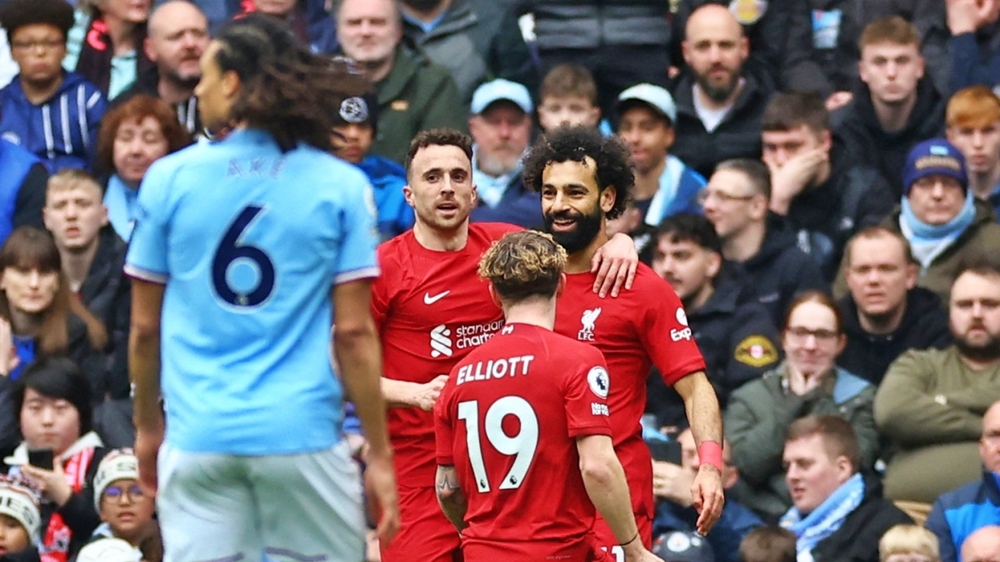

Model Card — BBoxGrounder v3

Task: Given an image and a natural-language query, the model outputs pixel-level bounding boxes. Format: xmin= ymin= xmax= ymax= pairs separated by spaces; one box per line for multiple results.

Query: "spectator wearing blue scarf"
xmin=779 ymin=416 xmax=911 ymax=562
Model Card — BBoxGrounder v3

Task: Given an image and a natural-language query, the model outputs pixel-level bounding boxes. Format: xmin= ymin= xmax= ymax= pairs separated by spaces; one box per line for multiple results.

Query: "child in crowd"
xmin=0 ymin=0 xmax=106 ymax=172
xmin=536 ymin=64 xmax=602 ymax=133
xmin=739 ymin=525 xmax=796 ymax=562
xmin=0 ymin=475 xmax=40 ymax=561
xmin=879 ymin=525 xmax=939 ymax=562
xmin=90 ymin=449 xmax=160 ymax=562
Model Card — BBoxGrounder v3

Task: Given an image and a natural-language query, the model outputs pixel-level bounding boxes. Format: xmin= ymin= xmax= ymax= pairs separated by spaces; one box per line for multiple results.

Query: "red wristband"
xmin=698 ymin=440 xmax=724 ymax=472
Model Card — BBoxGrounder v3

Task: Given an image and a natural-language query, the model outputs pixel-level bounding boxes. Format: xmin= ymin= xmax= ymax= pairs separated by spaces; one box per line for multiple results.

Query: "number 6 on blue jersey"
xmin=212 ymin=205 xmax=276 ymax=308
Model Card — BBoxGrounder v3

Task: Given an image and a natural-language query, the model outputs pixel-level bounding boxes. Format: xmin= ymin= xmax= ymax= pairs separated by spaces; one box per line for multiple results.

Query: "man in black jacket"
xmin=669 ymin=3 xmax=774 ymax=178
xmin=831 ymin=16 xmax=945 ymax=196
xmin=761 ymin=91 xmax=895 ymax=279
xmin=839 ymin=226 xmax=951 ymax=385
xmin=702 ymin=159 xmax=826 ymax=327
xmin=42 ymin=170 xmax=130 ymax=402
xmin=780 ymin=416 xmax=912 ymax=562
xmin=646 ymin=213 xmax=780 ymax=430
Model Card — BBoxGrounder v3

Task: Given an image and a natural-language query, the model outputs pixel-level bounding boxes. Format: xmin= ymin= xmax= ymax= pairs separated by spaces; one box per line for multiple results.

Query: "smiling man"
xmin=523 ymin=126 xmax=725 ymax=557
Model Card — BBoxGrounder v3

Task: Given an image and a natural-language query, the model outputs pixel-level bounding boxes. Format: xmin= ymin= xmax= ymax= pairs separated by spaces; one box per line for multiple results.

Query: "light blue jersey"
xmin=125 ymin=128 xmax=379 ymax=456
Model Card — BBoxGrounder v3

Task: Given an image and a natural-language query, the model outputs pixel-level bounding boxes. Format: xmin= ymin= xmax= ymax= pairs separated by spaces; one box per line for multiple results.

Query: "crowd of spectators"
xmin=0 ymin=0 xmax=999 ymax=561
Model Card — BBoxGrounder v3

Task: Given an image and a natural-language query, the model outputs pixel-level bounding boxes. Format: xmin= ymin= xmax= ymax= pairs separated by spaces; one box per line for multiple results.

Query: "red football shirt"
xmin=554 ymin=264 xmax=706 ymax=542
xmin=435 ymin=323 xmax=613 ymax=560
xmin=372 ymin=223 xmax=520 ymax=488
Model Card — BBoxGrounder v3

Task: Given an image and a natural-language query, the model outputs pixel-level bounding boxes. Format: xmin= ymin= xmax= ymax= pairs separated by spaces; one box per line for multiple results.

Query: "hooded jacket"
xmin=670 ymin=67 xmax=774 ymax=179
xmin=831 ymin=76 xmax=945 ymax=196
xmin=838 ymin=287 xmax=951 ymax=385
xmin=0 ymin=72 xmax=106 ymax=172
xmin=368 ymin=46 xmax=466 ymax=164
xmin=734 ymin=214 xmax=828 ymax=328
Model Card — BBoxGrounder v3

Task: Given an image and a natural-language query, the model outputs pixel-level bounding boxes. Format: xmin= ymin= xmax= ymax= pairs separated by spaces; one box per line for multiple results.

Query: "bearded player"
xmin=522 ymin=126 xmax=725 ymax=561
xmin=433 ymin=230 xmax=662 ymax=562
xmin=372 ymin=129 xmax=638 ymax=562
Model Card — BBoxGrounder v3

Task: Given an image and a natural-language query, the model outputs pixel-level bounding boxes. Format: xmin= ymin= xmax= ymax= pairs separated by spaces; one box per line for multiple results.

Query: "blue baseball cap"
xmin=902 ymin=138 xmax=968 ymax=195
xmin=470 ymin=79 xmax=533 ymax=115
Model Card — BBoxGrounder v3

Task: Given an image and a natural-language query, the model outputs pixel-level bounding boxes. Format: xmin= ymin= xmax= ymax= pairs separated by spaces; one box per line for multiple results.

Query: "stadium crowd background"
xmin=0 ymin=0 xmax=999 ymax=560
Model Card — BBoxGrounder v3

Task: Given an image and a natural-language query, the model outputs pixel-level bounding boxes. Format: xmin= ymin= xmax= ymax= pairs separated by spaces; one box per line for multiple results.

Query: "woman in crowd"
xmin=64 ymin=0 xmax=154 ymax=100
xmin=0 ymin=227 xmax=107 ymax=396
xmin=724 ymin=291 xmax=878 ymax=521
xmin=96 ymin=94 xmax=192 ymax=241
xmin=2 ymin=357 xmax=107 ymax=561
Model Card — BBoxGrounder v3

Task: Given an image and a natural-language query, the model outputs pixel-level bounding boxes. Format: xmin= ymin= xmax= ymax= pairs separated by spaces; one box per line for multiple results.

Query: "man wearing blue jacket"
xmin=0 ymin=0 xmax=106 ymax=172
xmin=927 ymin=400 xmax=1000 ymax=562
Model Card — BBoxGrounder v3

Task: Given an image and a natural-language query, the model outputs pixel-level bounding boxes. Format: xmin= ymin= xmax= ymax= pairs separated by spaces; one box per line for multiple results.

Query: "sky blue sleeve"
xmin=124 ymin=160 xmax=173 ymax=283
xmin=333 ymin=173 xmax=380 ymax=284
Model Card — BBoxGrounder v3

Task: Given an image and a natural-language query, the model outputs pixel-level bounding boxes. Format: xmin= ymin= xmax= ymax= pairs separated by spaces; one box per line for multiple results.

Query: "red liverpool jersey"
xmin=435 ymin=323 xmax=613 ymax=560
xmin=372 ymin=223 xmax=520 ymax=488
xmin=554 ymin=264 xmax=706 ymax=536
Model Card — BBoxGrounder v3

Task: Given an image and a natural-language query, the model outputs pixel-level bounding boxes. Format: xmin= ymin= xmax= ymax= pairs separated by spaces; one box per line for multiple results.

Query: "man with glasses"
xmin=928 ymin=400 xmax=1000 ymax=562
xmin=876 ymin=263 xmax=1000 ymax=504
xmin=701 ymin=158 xmax=825 ymax=327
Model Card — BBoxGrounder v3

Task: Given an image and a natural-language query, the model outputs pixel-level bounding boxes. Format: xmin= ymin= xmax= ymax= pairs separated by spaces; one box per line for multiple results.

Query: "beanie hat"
xmin=76 ymin=538 xmax=143 ymax=562
xmin=93 ymin=449 xmax=140 ymax=512
xmin=652 ymin=531 xmax=715 ymax=562
xmin=0 ymin=475 xmax=41 ymax=544
xmin=902 ymin=138 xmax=968 ymax=195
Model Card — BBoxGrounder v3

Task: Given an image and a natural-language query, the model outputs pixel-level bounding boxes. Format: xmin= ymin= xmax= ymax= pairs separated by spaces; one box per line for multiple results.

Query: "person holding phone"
xmin=1 ymin=357 xmax=106 ymax=562
xmin=651 ymin=428 xmax=762 ymax=562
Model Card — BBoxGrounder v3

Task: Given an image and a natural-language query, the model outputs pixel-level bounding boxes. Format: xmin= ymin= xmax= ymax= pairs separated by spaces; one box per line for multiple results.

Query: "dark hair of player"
xmin=212 ymin=14 xmax=369 ymax=152
xmin=405 ymin=128 xmax=474 ymax=180
xmin=478 ymin=231 xmax=567 ymax=304
xmin=522 ymin=126 xmax=634 ymax=220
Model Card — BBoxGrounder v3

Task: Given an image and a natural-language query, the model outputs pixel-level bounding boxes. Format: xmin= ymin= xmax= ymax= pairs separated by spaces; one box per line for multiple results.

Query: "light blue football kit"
xmin=125 ymin=128 xmax=379 ymax=562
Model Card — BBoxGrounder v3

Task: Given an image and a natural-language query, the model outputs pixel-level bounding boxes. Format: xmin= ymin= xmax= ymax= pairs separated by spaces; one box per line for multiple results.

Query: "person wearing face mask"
xmin=94 ymin=94 xmax=192 ymax=242
xmin=725 ymin=291 xmax=878 ymax=522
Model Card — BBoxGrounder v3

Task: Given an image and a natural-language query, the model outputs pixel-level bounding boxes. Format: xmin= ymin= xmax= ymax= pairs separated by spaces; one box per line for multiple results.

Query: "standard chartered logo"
xmin=429 ymin=320 xmax=505 ymax=358
xmin=430 ymin=324 xmax=453 ymax=357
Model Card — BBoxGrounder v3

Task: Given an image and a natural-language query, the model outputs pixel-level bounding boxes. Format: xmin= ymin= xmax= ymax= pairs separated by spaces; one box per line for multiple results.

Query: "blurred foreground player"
xmin=435 ymin=230 xmax=663 ymax=562
xmin=125 ymin=15 xmax=399 ymax=562
xmin=523 ymin=126 xmax=725 ymax=559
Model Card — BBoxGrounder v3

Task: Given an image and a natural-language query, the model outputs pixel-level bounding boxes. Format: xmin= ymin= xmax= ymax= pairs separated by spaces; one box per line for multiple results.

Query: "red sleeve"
xmin=370 ymin=247 xmax=393 ymax=331
xmin=434 ymin=374 xmax=456 ymax=466
xmin=563 ymin=346 xmax=613 ymax=438
xmin=639 ymin=275 xmax=706 ymax=386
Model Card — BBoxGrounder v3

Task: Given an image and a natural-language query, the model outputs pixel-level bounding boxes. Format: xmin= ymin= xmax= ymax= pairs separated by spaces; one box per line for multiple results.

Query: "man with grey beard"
xmin=875 ymin=263 xmax=1000 ymax=504
xmin=669 ymin=4 xmax=773 ymax=178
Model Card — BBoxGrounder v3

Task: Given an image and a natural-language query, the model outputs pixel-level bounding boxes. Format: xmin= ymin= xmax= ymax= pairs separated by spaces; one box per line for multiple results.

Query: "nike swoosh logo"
xmin=424 ymin=291 xmax=450 ymax=305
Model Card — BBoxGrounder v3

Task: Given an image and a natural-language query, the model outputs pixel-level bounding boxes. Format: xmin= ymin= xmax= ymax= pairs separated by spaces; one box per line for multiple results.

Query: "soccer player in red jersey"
xmin=372 ymin=129 xmax=638 ymax=562
xmin=521 ymin=126 xmax=726 ymax=560
xmin=434 ymin=230 xmax=663 ymax=562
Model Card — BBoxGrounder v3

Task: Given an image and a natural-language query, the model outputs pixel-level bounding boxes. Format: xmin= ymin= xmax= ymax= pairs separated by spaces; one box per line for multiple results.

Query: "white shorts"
xmin=157 ymin=441 xmax=365 ymax=562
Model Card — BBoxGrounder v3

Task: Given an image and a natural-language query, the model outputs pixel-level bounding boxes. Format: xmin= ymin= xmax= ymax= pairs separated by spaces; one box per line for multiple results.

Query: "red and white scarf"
xmin=39 ymin=448 xmax=95 ymax=562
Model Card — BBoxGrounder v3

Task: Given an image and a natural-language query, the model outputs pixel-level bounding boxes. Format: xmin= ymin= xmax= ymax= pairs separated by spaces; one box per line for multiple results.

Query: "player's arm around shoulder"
xmin=331 ymin=280 xmax=400 ymax=544
xmin=576 ymin=435 xmax=664 ymax=562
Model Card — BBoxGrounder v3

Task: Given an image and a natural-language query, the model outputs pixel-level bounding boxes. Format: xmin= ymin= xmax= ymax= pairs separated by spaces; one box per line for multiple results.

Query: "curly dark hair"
xmin=0 ymin=0 xmax=74 ymax=45
xmin=213 ymin=14 xmax=370 ymax=152
xmin=522 ymin=126 xmax=634 ymax=220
